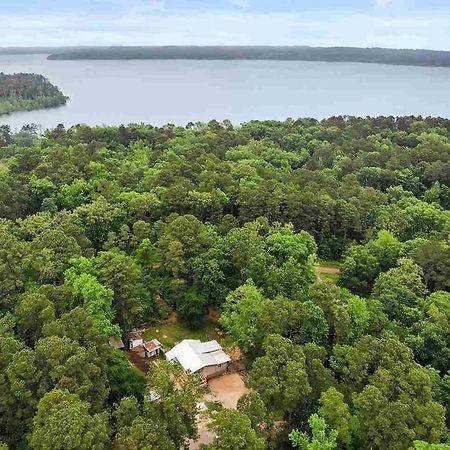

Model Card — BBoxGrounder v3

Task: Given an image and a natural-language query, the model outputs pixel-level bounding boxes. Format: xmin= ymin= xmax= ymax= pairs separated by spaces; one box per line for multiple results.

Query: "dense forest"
xmin=0 ymin=116 xmax=449 ymax=449
xmin=0 ymin=73 xmax=68 ymax=116
xmin=47 ymin=45 xmax=450 ymax=67
xmin=0 ymin=47 xmax=98 ymax=55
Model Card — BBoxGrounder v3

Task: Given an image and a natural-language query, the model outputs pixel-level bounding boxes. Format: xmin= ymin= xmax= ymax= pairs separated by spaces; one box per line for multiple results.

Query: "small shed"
xmin=143 ymin=339 xmax=163 ymax=358
xmin=130 ymin=338 xmax=163 ymax=359
xmin=129 ymin=332 xmax=144 ymax=350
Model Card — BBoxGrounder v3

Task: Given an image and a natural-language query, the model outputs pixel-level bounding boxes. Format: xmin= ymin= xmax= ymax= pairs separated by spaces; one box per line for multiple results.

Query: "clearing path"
xmin=315 ymin=265 xmax=340 ymax=283
xmin=189 ymin=411 xmax=215 ymax=450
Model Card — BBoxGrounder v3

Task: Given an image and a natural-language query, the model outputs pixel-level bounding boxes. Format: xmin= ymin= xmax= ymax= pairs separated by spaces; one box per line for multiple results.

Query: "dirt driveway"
xmin=189 ymin=373 xmax=249 ymax=449
xmin=207 ymin=373 xmax=249 ymax=409
xmin=189 ymin=412 xmax=215 ymax=450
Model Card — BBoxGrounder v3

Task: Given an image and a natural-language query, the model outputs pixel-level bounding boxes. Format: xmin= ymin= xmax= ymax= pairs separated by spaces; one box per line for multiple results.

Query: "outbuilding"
xmin=143 ymin=339 xmax=163 ymax=358
xmin=130 ymin=337 xmax=163 ymax=359
xmin=128 ymin=332 xmax=144 ymax=349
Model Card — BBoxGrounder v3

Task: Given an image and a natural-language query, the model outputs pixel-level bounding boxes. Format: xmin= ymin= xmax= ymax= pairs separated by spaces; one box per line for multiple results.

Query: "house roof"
xmin=108 ymin=336 xmax=125 ymax=349
xmin=144 ymin=339 xmax=163 ymax=352
xmin=129 ymin=331 xmax=142 ymax=341
xmin=165 ymin=340 xmax=231 ymax=373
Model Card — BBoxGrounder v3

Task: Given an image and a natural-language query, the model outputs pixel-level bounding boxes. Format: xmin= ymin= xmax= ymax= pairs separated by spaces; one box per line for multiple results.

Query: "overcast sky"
xmin=1 ymin=0 xmax=450 ymax=50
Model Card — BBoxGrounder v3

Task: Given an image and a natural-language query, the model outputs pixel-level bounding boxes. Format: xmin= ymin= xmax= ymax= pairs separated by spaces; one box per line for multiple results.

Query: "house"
xmin=165 ymin=339 xmax=231 ymax=381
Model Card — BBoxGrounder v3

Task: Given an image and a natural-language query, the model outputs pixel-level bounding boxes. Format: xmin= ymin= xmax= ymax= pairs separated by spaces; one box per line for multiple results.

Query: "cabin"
xmin=165 ymin=339 xmax=231 ymax=381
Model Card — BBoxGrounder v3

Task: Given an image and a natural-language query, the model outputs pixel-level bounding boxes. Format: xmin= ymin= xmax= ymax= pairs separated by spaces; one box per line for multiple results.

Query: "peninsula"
xmin=0 ymin=73 xmax=68 ymax=116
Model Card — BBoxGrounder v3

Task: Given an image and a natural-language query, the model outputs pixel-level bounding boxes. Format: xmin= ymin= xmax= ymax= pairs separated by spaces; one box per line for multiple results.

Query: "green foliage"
xmin=177 ymin=288 xmax=207 ymax=329
xmin=237 ymin=392 xmax=270 ymax=431
xmin=411 ymin=441 xmax=450 ymax=449
xmin=0 ymin=73 xmax=67 ymax=116
xmin=0 ymin=219 xmax=25 ymax=308
xmin=310 ymin=283 xmax=369 ymax=344
xmin=207 ymin=409 xmax=266 ymax=450
xmin=34 ymin=335 xmax=109 ymax=412
xmin=376 ymin=198 xmax=449 ymax=241
xmin=29 ymin=389 xmax=110 ymax=450
xmin=105 ymin=350 xmax=146 ymax=403
xmin=339 ymin=230 xmax=403 ymax=296
xmin=97 ymin=249 xmax=146 ymax=330
xmin=15 ymin=290 xmax=55 ymax=345
xmin=332 ymin=336 xmax=448 ymax=449
xmin=407 ymin=239 xmax=450 ymax=292
xmin=249 ymin=334 xmax=312 ymax=417
xmin=0 ymin=118 xmax=449 ymax=450
xmin=64 ymin=265 xmax=120 ymax=338
xmin=372 ymin=258 xmax=426 ymax=326
xmin=289 ymin=414 xmax=338 ymax=450
xmin=318 ymin=387 xmax=352 ymax=447
xmin=219 ymin=282 xmax=267 ymax=353
xmin=112 ymin=361 xmax=202 ymax=450
xmin=407 ymin=291 xmax=450 ymax=372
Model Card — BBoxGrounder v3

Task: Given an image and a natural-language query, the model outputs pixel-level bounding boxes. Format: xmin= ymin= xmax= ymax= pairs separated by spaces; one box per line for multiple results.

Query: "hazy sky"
xmin=1 ymin=0 xmax=450 ymax=49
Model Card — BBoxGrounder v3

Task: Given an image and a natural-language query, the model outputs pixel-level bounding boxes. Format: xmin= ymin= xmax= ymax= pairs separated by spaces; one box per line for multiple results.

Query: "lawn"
xmin=316 ymin=258 xmax=342 ymax=268
xmin=142 ymin=318 xmax=235 ymax=351
xmin=321 ymin=272 xmax=340 ymax=283
xmin=315 ymin=259 xmax=342 ymax=284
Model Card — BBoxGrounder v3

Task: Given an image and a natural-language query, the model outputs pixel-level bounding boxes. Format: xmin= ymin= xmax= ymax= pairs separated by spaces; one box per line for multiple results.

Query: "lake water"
xmin=2 ymin=54 xmax=450 ymax=131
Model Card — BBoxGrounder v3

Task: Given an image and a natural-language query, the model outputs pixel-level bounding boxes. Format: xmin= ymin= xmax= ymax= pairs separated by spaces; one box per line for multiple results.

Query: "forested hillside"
xmin=0 ymin=73 xmax=68 ymax=115
xmin=0 ymin=117 xmax=449 ymax=449
xmin=47 ymin=45 xmax=450 ymax=67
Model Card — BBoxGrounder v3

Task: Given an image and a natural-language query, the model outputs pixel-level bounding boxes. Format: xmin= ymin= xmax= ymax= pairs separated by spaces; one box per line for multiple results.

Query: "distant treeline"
xmin=0 ymin=46 xmax=102 ymax=55
xmin=0 ymin=73 xmax=68 ymax=115
xmin=47 ymin=45 xmax=450 ymax=67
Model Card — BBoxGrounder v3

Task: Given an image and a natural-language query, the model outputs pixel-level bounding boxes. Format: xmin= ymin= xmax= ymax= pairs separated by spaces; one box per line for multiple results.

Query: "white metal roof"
xmin=165 ymin=339 xmax=231 ymax=373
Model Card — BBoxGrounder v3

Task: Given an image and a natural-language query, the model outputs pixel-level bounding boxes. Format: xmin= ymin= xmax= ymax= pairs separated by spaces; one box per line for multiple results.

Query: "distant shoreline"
xmin=40 ymin=46 xmax=450 ymax=68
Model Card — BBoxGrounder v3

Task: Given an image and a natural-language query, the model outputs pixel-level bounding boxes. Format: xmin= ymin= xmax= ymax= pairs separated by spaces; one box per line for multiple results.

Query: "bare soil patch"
xmin=126 ymin=351 xmax=149 ymax=373
xmin=207 ymin=373 xmax=249 ymax=409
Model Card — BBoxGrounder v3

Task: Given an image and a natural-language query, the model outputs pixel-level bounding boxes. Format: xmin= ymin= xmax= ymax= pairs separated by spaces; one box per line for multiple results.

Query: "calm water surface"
xmin=1 ymin=54 xmax=450 ymax=131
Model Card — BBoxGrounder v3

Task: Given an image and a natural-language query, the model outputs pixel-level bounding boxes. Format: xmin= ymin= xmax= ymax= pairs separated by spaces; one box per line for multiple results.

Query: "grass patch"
xmin=143 ymin=318 xmax=233 ymax=350
xmin=322 ymin=273 xmax=340 ymax=283
xmin=206 ymin=401 xmax=224 ymax=412
xmin=317 ymin=258 xmax=342 ymax=268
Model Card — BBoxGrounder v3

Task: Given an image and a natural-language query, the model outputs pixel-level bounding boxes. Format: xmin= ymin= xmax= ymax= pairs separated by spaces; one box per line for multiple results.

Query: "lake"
xmin=2 ymin=54 xmax=450 ymax=131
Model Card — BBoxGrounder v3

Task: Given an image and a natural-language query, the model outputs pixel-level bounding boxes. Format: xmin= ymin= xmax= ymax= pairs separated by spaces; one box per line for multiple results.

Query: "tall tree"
xmin=289 ymin=414 xmax=338 ymax=450
xmin=29 ymin=389 xmax=110 ymax=450
xmin=97 ymin=250 xmax=145 ymax=331
xmin=207 ymin=409 xmax=266 ymax=450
